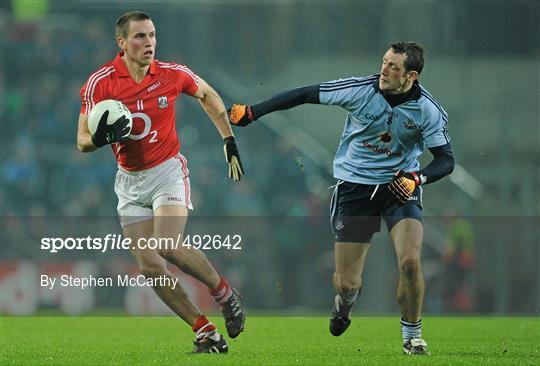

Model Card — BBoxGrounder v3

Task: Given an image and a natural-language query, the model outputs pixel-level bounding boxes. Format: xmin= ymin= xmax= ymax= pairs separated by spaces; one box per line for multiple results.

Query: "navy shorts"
xmin=329 ymin=180 xmax=423 ymax=243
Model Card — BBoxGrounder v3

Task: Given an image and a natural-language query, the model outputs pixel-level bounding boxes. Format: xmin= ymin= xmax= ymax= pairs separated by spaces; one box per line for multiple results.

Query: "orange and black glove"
xmin=387 ymin=170 xmax=422 ymax=204
xmin=228 ymin=104 xmax=255 ymax=127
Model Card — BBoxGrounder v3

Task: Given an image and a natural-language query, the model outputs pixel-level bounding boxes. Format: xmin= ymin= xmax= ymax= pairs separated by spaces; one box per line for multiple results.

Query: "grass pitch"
xmin=1 ymin=316 xmax=538 ymax=365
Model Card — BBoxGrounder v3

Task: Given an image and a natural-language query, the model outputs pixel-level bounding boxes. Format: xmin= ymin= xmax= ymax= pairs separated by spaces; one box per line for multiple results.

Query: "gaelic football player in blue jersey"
xmin=229 ymin=42 xmax=454 ymax=355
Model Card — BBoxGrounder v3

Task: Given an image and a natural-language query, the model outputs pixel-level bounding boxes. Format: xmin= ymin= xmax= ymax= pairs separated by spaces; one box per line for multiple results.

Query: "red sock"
xmin=192 ymin=315 xmax=216 ymax=335
xmin=209 ymin=277 xmax=232 ymax=304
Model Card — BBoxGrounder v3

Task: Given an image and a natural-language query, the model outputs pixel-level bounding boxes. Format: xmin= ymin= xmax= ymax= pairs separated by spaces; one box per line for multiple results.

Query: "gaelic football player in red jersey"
xmin=76 ymin=11 xmax=244 ymax=353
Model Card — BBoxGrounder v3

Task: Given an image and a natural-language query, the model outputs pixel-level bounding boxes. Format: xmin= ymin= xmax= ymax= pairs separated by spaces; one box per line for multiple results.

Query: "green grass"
xmin=1 ymin=316 xmax=539 ymax=365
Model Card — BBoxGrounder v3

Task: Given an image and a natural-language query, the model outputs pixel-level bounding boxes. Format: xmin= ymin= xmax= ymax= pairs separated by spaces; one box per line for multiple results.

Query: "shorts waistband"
xmin=117 ymin=153 xmax=182 ymax=175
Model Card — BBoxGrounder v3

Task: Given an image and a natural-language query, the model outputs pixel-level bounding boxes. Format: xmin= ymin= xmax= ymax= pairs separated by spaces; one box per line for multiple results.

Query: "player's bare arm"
xmin=193 ymin=77 xmax=244 ymax=181
xmin=77 ymin=114 xmax=98 ymax=153
xmin=193 ymin=77 xmax=235 ymax=139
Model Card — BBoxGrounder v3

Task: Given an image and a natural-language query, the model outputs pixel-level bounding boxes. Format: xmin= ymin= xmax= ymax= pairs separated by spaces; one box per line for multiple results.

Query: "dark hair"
xmin=116 ymin=11 xmax=151 ymax=38
xmin=389 ymin=42 xmax=425 ymax=74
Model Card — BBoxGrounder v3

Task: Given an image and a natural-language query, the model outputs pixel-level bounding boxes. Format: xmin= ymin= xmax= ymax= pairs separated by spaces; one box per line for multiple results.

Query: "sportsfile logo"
xmin=40 ymin=233 xmax=243 ymax=253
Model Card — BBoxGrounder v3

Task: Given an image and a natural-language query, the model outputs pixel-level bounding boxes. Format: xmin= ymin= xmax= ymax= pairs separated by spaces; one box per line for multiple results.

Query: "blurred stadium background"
xmin=1 ymin=1 xmax=538 ymax=316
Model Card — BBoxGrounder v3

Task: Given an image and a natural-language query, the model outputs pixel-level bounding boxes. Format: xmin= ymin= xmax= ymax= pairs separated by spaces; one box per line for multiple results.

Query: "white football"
xmin=87 ymin=99 xmax=133 ymax=135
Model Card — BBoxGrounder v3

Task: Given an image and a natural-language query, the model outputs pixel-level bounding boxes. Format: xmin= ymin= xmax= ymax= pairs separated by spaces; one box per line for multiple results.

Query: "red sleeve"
xmin=173 ymin=65 xmax=199 ymax=96
xmin=79 ymin=68 xmax=109 ymax=115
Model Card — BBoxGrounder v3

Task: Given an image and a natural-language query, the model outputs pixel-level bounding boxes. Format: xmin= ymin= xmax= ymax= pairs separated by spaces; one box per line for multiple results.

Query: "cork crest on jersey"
xmin=158 ymin=96 xmax=168 ymax=109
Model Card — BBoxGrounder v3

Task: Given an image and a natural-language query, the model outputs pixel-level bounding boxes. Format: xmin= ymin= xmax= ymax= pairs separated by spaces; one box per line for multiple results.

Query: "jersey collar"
xmin=113 ymin=51 xmax=158 ymax=77
xmin=374 ymin=75 xmax=421 ymax=107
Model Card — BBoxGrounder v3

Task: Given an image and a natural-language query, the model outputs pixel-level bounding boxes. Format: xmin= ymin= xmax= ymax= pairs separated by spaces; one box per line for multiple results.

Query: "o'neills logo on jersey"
xmin=362 ymin=141 xmax=402 ymax=158
xmin=147 ymin=81 xmax=161 ymax=92
xmin=158 ymin=96 xmax=168 ymax=109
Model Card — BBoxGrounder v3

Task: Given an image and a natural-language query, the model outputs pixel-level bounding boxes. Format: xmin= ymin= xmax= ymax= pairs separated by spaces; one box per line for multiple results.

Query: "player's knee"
xmin=158 ymin=248 xmax=176 ymax=261
xmin=139 ymin=261 xmax=167 ymax=279
xmin=333 ymin=273 xmax=361 ymax=295
xmin=398 ymin=256 xmax=421 ymax=278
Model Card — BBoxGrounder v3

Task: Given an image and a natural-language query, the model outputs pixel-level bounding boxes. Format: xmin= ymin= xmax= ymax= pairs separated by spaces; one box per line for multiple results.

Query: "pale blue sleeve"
xmin=421 ymin=106 xmax=451 ymax=148
xmin=319 ymin=77 xmax=371 ymax=111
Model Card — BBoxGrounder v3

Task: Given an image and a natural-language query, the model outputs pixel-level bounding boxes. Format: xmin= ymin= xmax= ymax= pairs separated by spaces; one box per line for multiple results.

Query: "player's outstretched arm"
xmin=229 ymin=84 xmax=321 ymax=127
xmin=193 ymin=77 xmax=244 ymax=181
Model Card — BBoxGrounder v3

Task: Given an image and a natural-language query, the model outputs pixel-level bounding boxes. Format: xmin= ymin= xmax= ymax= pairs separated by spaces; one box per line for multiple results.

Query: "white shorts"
xmin=114 ymin=153 xmax=193 ymax=228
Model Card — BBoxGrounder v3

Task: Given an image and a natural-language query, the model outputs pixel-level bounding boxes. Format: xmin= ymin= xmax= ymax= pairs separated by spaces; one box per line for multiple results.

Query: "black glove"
xmin=91 ymin=110 xmax=131 ymax=148
xmin=223 ymin=136 xmax=244 ymax=181
xmin=387 ymin=170 xmax=421 ymax=204
xmin=228 ymin=104 xmax=255 ymax=127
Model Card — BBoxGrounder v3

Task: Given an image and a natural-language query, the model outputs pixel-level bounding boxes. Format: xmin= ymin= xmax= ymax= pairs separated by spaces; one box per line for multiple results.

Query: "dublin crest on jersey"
xmin=402 ymin=118 xmax=417 ymax=130
xmin=158 ymin=96 xmax=168 ymax=109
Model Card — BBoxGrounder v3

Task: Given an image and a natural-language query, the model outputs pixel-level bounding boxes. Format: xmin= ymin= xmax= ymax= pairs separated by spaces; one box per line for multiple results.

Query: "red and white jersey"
xmin=80 ymin=51 xmax=199 ymax=171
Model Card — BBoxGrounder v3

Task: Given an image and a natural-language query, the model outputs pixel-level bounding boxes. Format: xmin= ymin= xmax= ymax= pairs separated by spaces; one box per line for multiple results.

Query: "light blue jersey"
xmin=319 ymin=74 xmax=450 ymax=185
